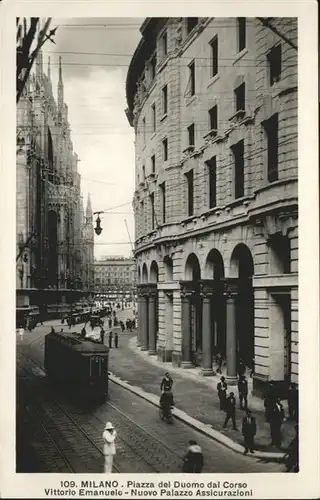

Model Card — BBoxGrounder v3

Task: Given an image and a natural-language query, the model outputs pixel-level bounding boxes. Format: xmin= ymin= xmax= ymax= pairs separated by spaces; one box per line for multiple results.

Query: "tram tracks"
xmin=17 ymin=341 xmax=183 ymax=473
xmin=17 ymin=358 xmax=120 ymax=473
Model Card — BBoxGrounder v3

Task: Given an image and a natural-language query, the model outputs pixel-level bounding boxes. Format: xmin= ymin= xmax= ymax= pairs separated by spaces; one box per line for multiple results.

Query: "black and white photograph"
xmin=0 ymin=2 xmax=319 ymax=499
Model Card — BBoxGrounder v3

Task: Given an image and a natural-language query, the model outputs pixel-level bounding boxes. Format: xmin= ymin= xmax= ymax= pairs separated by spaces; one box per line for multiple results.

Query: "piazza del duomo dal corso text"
xmin=16 ymin=48 xmax=94 ymax=320
xmin=125 ymin=17 xmax=298 ymax=397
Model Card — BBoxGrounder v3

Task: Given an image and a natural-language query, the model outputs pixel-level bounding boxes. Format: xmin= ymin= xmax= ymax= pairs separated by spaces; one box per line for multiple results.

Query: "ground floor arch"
xmin=230 ymin=244 xmax=255 ymax=371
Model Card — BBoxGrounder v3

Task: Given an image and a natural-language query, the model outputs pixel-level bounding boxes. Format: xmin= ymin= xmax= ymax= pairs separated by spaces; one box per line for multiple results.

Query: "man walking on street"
xmin=217 ymin=376 xmax=228 ymax=411
xmin=102 ymin=422 xmax=117 ymax=473
xmin=238 ymin=375 xmax=248 ymax=410
xmin=100 ymin=327 xmax=105 ymax=344
xmin=109 ymin=331 xmax=113 ymax=349
xmin=182 ymin=440 xmax=204 ymax=473
xmin=270 ymin=398 xmax=285 ymax=448
xmin=242 ymin=409 xmax=256 ymax=454
xmin=114 ymin=331 xmax=119 ymax=348
xmin=223 ymin=392 xmax=238 ymax=430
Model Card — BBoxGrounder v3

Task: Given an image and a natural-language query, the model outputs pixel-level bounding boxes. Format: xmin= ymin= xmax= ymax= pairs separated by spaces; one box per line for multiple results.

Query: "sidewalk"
xmin=107 ymin=333 xmax=296 ymax=459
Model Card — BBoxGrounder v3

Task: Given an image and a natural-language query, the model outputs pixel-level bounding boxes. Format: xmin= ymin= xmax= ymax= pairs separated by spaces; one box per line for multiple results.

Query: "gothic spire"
xmin=58 ymin=56 xmax=64 ymax=111
xmin=86 ymin=193 xmax=93 ymax=221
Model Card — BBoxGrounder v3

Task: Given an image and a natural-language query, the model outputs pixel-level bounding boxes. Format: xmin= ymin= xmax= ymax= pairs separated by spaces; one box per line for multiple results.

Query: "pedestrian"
xmin=132 ymin=319 xmax=136 ymax=329
xmin=80 ymin=326 xmax=86 ymax=338
xmin=287 ymin=383 xmax=298 ymax=421
xmin=223 ymin=392 xmax=238 ymax=430
xmin=238 ymin=375 xmax=248 ymax=410
xmin=182 ymin=440 xmax=204 ymax=473
xmin=50 ymin=326 xmax=55 ymax=334
xmin=108 ymin=331 xmax=113 ymax=348
xmin=102 ymin=422 xmax=117 ymax=473
xmin=114 ymin=332 xmax=118 ymax=348
xmin=217 ymin=376 xmax=228 ymax=411
xmin=269 ymin=398 xmax=285 ymax=448
xmin=242 ymin=409 xmax=256 ymax=454
xmin=264 ymin=382 xmax=276 ymax=423
xmin=216 ymin=352 xmax=223 ymax=374
xmin=126 ymin=319 xmax=129 ymax=330
xmin=108 ymin=318 xmax=112 ymax=329
xmin=100 ymin=327 xmax=105 ymax=344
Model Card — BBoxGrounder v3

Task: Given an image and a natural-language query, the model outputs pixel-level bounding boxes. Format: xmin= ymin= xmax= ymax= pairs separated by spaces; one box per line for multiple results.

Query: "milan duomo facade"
xmin=126 ymin=18 xmax=298 ymax=396
xmin=16 ymin=51 xmax=94 ymax=317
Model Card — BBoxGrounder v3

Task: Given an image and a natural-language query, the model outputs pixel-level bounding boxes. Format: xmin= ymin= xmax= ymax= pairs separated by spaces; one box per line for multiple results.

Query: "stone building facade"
xmin=16 ymin=50 xmax=94 ymax=317
xmin=94 ymin=256 xmax=136 ymax=303
xmin=126 ymin=17 xmax=298 ymax=396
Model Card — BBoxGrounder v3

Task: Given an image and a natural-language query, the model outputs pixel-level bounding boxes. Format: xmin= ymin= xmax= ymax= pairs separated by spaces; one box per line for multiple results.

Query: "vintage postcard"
xmin=0 ymin=0 xmax=319 ymax=498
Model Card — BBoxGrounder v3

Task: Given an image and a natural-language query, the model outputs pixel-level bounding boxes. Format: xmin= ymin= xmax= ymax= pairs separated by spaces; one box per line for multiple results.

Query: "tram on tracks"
xmin=44 ymin=330 xmax=109 ymax=403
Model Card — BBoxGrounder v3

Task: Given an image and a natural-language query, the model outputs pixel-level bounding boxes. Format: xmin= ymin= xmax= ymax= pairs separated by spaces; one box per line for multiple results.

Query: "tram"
xmin=44 ymin=330 xmax=109 ymax=403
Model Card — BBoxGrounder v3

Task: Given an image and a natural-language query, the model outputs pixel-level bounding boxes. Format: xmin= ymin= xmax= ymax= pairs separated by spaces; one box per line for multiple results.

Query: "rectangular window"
xmin=207 ymin=156 xmax=217 ymax=208
xmin=151 ymin=154 xmax=156 ymax=174
xmin=162 ymin=138 xmax=168 ymax=161
xmin=264 ymin=113 xmax=279 ymax=182
xmin=188 ymin=123 xmax=195 ymax=146
xmin=152 ymin=103 xmax=156 ymax=132
xmin=210 ymin=36 xmax=218 ymax=77
xmin=161 ymin=31 xmax=167 ymax=57
xmin=209 ymin=105 xmax=218 ymax=134
xmin=160 ymin=182 xmax=166 ymax=223
xmin=185 ymin=170 xmax=194 ymax=216
xmin=188 ymin=60 xmax=195 ymax=96
xmin=234 ymin=82 xmax=245 ymax=112
xmin=150 ymin=54 xmax=156 ymax=80
xmin=237 ymin=18 xmax=246 ymax=52
xmin=187 ymin=18 xmax=198 ymax=34
xmin=232 ymin=140 xmax=244 ymax=199
xmin=150 ymin=193 xmax=155 ymax=230
xmin=162 ymin=85 xmax=168 ymax=115
xmin=267 ymin=44 xmax=282 ymax=85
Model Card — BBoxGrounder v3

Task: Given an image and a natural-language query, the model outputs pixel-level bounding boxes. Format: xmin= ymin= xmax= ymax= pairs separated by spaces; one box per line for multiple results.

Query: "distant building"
xmin=94 ymin=257 xmax=136 ymax=303
xmin=126 ymin=17 xmax=298 ymax=396
xmin=16 ymin=44 xmax=93 ymax=319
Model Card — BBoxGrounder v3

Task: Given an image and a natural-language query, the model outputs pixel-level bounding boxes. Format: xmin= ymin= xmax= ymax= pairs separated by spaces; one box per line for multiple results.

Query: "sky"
xmin=42 ymin=18 xmax=143 ymax=260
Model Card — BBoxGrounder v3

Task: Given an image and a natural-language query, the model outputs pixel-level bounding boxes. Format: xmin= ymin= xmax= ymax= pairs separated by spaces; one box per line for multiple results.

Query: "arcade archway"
xmin=230 ymin=244 xmax=254 ymax=370
xmin=182 ymin=253 xmax=202 ymax=366
xmin=204 ymin=249 xmax=226 ymax=359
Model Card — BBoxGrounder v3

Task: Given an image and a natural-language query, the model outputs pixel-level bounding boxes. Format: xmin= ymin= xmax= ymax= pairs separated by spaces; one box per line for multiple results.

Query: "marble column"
xmin=148 ymin=292 xmax=157 ymax=355
xmin=181 ymin=292 xmax=193 ymax=368
xmin=226 ymin=292 xmax=238 ymax=385
xmin=201 ymin=291 xmax=214 ymax=376
xmin=140 ymin=293 xmax=149 ymax=351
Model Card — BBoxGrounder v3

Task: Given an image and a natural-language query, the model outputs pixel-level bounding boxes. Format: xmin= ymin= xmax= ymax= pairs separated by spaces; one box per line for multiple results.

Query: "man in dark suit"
xmin=223 ymin=392 xmax=237 ymax=430
xmin=238 ymin=375 xmax=248 ymax=410
xmin=217 ymin=376 xmax=228 ymax=411
xmin=270 ymin=398 xmax=285 ymax=448
xmin=242 ymin=409 xmax=256 ymax=454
